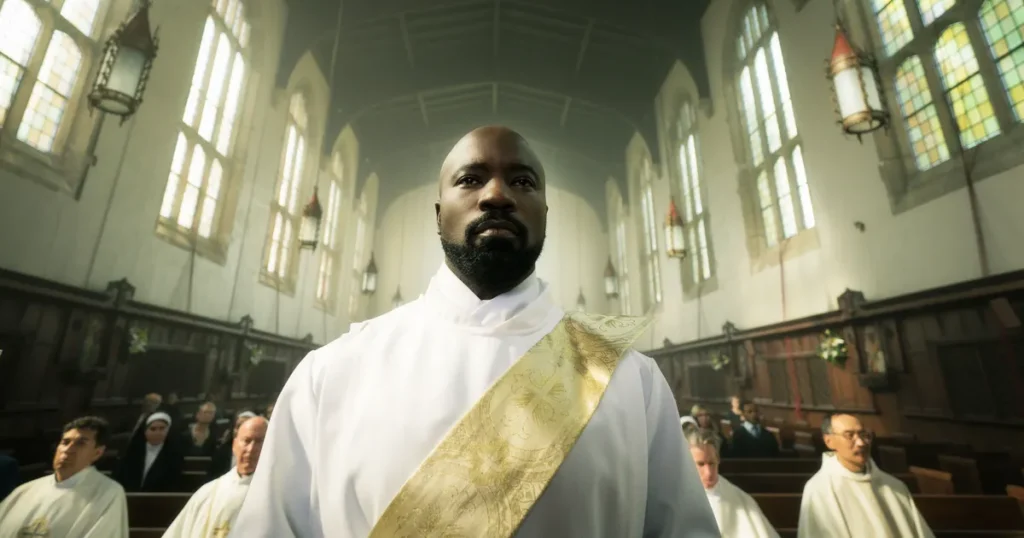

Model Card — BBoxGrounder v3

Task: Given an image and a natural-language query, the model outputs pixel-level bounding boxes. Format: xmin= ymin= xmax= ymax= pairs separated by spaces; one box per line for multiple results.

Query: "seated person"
xmin=0 ymin=416 xmax=128 ymax=537
xmin=686 ymin=428 xmax=778 ymax=537
xmin=114 ymin=412 xmax=184 ymax=492
xmin=164 ymin=417 xmax=269 ymax=537
xmin=185 ymin=401 xmax=220 ymax=457
xmin=729 ymin=401 xmax=779 ymax=458
xmin=208 ymin=411 xmax=257 ymax=479
xmin=798 ymin=413 xmax=934 ymax=538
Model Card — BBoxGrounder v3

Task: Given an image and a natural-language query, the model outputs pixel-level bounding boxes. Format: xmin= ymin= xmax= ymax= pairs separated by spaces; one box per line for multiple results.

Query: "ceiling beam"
xmin=575 ymin=19 xmax=593 ymax=74
xmin=492 ymin=0 xmax=501 ymax=59
xmin=417 ymin=94 xmax=429 ymax=126
xmin=399 ymin=13 xmax=415 ymax=66
xmin=559 ymin=97 xmax=572 ymax=127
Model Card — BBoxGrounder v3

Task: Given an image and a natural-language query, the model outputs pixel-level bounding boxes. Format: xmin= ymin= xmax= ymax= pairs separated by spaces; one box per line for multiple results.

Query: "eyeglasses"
xmin=833 ymin=430 xmax=874 ymax=442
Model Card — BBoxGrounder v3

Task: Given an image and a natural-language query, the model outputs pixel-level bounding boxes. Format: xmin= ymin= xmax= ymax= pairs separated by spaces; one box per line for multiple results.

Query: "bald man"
xmin=231 ymin=126 xmax=719 ymax=538
xmin=163 ymin=417 xmax=267 ymax=537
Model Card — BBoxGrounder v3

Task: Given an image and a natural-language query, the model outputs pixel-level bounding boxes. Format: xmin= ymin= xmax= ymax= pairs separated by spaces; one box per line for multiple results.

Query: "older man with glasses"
xmin=797 ymin=413 xmax=934 ymax=538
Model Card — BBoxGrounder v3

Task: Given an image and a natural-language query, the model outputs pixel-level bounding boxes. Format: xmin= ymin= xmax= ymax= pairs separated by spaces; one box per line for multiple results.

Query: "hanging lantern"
xmin=298 ymin=186 xmax=323 ymax=250
xmin=575 ymin=288 xmax=587 ymax=311
xmin=391 ymin=287 xmax=404 ymax=309
xmin=664 ymin=198 xmax=687 ymax=259
xmin=604 ymin=258 xmax=619 ymax=299
xmin=826 ymin=24 xmax=888 ymax=138
xmin=361 ymin=255 xmax=377 ymax=295
xmin=88 ymin=1 xmax=159 ymax=122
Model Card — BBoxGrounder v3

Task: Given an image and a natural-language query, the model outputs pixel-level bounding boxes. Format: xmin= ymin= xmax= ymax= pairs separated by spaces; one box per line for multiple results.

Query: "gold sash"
xmin=369 ymin=312 xmax=651 ymax=538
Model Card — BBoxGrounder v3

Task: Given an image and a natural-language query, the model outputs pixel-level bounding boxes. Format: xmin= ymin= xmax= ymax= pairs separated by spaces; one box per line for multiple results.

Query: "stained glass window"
xmin=316 ymin=155 xmax=345 ymax=308
xmin=873 ymin=0 xmax=914 ymax=56
xmin=678 ymin=103 xmax=713 ymax=285
xmin=980 ymin=0 xmax=1024 ymax=121
xmin=159 ymin=2 xmax=250 ymax=244
xmin=0 ymin=0 xmax=103 ymax=153
xmin=917 ymin=0 xmax=956 ymax=25
xmin=639 ymin=174 xmax=662 ymax=306
xmin=894 ymin=57 xmax=950 ymax=169
xmin=935 ymin=24 xmax=1001 ymax=148
xmin=735 ymin=3 xmax=815 ymax=248
xmin=265 ymin=93 xmax=308 ymax=280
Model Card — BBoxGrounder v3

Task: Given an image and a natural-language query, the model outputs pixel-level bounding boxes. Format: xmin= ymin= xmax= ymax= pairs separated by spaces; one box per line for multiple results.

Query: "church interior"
xmin=1 ymin=0 xmax=1024 ymax=534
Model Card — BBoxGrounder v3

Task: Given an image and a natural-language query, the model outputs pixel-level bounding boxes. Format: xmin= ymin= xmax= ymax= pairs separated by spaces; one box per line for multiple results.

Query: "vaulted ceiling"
xmin=278 ymin=0 xmax=713 ymax=221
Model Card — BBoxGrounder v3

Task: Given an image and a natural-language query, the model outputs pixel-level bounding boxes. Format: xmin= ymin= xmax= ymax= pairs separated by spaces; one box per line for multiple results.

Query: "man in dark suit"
xmin=729 ymin=401 xmax=780 ymax=458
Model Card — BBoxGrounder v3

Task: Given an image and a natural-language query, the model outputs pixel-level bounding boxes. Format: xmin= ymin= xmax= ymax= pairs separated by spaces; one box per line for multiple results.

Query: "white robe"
xmin=231 ymin=265 xmax=719 ymax=538
xmin=162 ymin=467 xmax=252 ymax=538
xmin=0 ymin=465 xmax=128 ymax=538
xmin=798 ymin=453 xmax=935 ymax=538
xmin=705 ymin=476 xmax=779 ymax=538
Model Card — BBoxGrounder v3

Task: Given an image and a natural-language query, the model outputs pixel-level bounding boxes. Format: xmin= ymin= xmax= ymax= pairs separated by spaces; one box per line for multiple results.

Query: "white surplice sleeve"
xmin=636 ymin=351 xmax=721 ymax=538
xmin=161 ymin=481 xmax=211 ymax=538
xmin=797 ymin=476 xmax=846 ymax=538
xmin=229 ymin=353 xmax=321 ymax=538
xmin=83 ymin=482 xmax=129 ymax=538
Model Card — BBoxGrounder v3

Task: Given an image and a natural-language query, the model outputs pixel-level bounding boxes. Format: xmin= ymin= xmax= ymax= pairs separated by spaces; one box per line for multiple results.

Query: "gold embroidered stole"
xmin=369 ymin=311 xmax=651 ymax=538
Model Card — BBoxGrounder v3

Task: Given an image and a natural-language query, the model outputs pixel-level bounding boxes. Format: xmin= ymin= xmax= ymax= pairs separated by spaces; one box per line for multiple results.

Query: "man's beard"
xmin=440 ymin=214 xmax=544 ymax=293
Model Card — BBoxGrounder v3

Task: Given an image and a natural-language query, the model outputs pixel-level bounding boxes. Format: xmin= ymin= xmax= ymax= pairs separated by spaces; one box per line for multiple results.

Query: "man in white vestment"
xmin=685 ymin=428 xmax=779 ymax=537
xmin=0 ymin=416 xmax=128 ymax=538
xmin=798 ymin=413 xmax=934 ymax=538
xmin=162 ymin=417 xmax=267 ymax=537
xmin=231 ymin=125 xmax=719 ymax=538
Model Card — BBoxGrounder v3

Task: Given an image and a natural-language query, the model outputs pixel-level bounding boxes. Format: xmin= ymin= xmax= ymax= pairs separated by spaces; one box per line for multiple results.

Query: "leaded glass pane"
xmin=875 ymin=0 xmax=915 ymax=56
xmin=935 ymin=24 xmax=1001 ymax=147
xmin=980 ymin=0 xmax=1024 ymax=121
xmin=895 ymin=56 xmax=950 ymax=169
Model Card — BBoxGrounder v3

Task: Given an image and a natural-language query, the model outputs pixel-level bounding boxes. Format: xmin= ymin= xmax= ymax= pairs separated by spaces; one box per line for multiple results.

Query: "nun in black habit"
xmin=114 ymin=411 xmax=185 ymax=492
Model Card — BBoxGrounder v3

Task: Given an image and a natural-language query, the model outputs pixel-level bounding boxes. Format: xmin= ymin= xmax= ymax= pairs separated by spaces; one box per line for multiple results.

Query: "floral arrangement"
xmin=127 ymin=326 xmax=148 ymax=355
xmin=245 ymin=342 xmax=265 ymax=365
xmin=710 ymin=351 xmax=731 ymax=371
xmin=818 ymin=329 xmax=848 ymax=365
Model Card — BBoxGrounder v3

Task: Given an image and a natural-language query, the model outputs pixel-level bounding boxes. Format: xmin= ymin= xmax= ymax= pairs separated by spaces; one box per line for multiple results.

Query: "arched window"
xmin=0 ymin=0 xmax=107 ymax=153
xmin=158 ymin=0 xmax=250 ymax=249
xmin=614 ymin=201 xmax=632 ymax=315
xmin=735 ymin=3 xmax=815 ymax=247
xmin=348 ymin=203 xmax=367 ymax=318
xmin=316 ymin=153 xmax=344 ymax=310
xmin=677 ymin=102 xmax=714 ymax=285
xmin=264 ymin=92 xmax=308 ymax=287
xmin=638 ymin=160 xmax=662 ymax=308
xmin=870 ymin=0 xmax=1022 ymax=173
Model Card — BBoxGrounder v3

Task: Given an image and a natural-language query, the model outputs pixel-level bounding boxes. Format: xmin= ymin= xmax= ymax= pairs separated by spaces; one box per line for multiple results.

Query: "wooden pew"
xmin=127 ymin=492 xmax=190 ymax=528
xmin=183 ymin=456 xmax=211 ymax=473
xmin=911 ymin=466 xmax=956 ymax=495
xmin=719 ymin=458 xmax=820 ymax=474
xmin=754 ymin=493 xmax=1024 ymax=534
xmin=725 ymin=472 xmax=917 ymax=494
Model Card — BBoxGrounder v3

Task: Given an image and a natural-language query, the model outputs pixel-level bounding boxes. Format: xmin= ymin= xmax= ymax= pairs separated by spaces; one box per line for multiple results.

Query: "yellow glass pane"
xmin=60 ymin=0 xmax=102 ymax=36
xmin=935 ymin=25 xmax=1001 ymax=147
xmin=980 ymin=0 xmax=1024 ymax=121
xmin=916 ymin=0 xmax=955 ymax=25
xmin=0 ymin=0 xmax=42 ymax=66
xmin=875 ymin=0 xmax=914 ymax=56
xmin=17 ymin=32 xmax=82 ymax=152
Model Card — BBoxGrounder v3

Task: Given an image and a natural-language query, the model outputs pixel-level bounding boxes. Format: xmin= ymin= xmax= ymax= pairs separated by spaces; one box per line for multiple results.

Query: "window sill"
xmin=154 ymin=219 xmax=229 ymax=266
xmin=0 ymin=132 xmax=88 ymax=196
xmin=751 ymin=227 xmax=820 ymax=273
xmin=258 ymin=270 xmax=296 ymax=296
xmin=880 ymin=123 xmax=1024 ymax=215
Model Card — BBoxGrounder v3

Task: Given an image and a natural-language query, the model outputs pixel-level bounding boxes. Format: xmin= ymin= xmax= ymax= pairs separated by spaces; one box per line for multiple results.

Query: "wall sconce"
xmin=604 ymin=258 xmax=619 ymax=299
xmin=361 ymin=254 xmax=377 ymax=294
xmin=664 ymin=198 xmax=687 ymax=259
xmin=298 ymin=186 xmax=323 ymax=250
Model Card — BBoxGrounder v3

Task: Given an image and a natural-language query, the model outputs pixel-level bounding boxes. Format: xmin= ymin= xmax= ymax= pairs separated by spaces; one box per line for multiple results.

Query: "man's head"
xmin=196 ymin=401 xmax=216 ymax=424
xmin=436 ymin=126 xmax=547 ymax=298
xmin=142 ymin=393 xmax=162 ymax=413
xmin=690 ymin=404 xmax=711 ymax=428
xmin=730 ymin=395 xmax=741 ymax=410
xmin=822 ymin=413 xmax=873 ymax=472
xmin=741 ymin=401 xmax=760 ymax=424
xmin=53 ymin=416 xmax=109 ymax=480
xmin=233 ymin=416 xmax=268 ymax=476
xmin=233 ymin=411 xmax=257 ymax=437
xmin=685 ymin=428 xmax=721 ymax=490
xmin=144 ymin=412 xmax=171 ymax=446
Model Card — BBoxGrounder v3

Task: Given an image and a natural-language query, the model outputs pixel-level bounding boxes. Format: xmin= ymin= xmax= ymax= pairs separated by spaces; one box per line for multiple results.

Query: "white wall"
xmin=0 ymin=0 xmax=374 ymax=345
xmin=370 ymin=182 xmax=610 ymax=316
xmin=622 ymin=0 xmax=1024 ymax=350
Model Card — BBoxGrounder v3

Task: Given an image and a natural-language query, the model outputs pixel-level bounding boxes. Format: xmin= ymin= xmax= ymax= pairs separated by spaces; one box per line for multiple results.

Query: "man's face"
xmin=196 ymin=403 xmax=216 ymax=424
xmin=689 ymin=445 xmax=720 ymax=490
xmin=730 ymin=396 xmax=740 ymax=409
xmin=695 ymin=411 xmax=711 ymax=428
xmin=143 ymin=394 xmax=161 ymax=413
xmin=233 ymin=418 xmax=268 ymax=476
xmin=53 ymin=428 xmax=104 ymax=478
xmin=145 ymin=420 xmax=169 ymax=445
xmin=436 ymin=127 xmax=547 ymax=293
xmin=742 ymin=403 xmax=760 ymax=424
xmin=824 ymin=414 xmax=873 ymax=471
